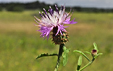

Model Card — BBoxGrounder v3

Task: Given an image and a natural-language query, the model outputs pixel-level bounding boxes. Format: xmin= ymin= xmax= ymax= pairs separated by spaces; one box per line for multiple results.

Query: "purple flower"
xmin=34 ymin=5 xmax=77 ymax=39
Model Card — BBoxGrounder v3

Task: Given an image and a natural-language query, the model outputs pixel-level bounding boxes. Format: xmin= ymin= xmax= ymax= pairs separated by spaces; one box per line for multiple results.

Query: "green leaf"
xmin=73 ymin=50 xmax=90 ymax=61
xmin=94 ymin=53 xmax=103 ymax=58
xmin=93 ymin=42 xmax=99 ymax=53
xmin=84 ymin=51 xmax=91 ymax=55
xmin=77 ymin=56 xmax=82 ymax=71
xmin=62 ymin=46 xmax=70 ymax=66
xmin=78 ymin=55 xmax=82 ymax=66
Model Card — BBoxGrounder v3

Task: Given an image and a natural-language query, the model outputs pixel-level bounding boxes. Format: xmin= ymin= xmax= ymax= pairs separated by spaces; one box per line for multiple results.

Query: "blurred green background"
xmin=0 ymin=1 xmax=113 ymax=71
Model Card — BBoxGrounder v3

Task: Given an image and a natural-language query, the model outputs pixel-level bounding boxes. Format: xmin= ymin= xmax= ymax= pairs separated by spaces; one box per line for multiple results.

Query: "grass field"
xmin=0 ymin=10 xmax=113 ymax=71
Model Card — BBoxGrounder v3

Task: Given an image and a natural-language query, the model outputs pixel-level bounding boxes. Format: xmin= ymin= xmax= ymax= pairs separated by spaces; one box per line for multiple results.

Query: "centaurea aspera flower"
xmin=34 ymin=5 xmax=77 ymax=40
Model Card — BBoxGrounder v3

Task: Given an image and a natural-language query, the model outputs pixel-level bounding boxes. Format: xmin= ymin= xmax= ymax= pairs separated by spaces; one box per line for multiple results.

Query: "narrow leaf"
xmin=73 ymin=50 xmax=90 ymax=61
xmin=93 ymin=42 xmax=99 ymax=53
xmin=78 ymin=55 xmax=82 ymax=66
xmin=77 ymin=56 xmax=82 ymax=71
xmin=94 ymin=53 xmax=103 ymax=58
xmin=84 ymin=51 xmax=91 ymax=55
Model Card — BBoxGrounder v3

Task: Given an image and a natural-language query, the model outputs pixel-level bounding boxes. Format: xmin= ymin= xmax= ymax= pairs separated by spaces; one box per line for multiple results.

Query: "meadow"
xmin=0 ymin=10 xmax=113 ymax=71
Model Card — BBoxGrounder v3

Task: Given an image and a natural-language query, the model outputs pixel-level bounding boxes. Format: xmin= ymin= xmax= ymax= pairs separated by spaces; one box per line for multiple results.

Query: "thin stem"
xmin=79 ymin=58 xmax=95 ymax=71
xmin=36 ymin=53 xmax=58 ymax=59
xmin=54 ymin=44 xmax=64 ymax=71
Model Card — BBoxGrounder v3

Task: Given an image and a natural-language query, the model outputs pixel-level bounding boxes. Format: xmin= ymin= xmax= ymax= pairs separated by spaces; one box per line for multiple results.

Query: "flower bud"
xmin=91 ymin=49 xmax=97 ymax=56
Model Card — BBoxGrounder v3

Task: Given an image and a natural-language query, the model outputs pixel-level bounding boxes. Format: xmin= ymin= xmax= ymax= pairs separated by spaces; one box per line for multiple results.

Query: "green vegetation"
xmin=1 ymin=1 xmax=113 ymax=13
xmin=0 ymin=10 xmax=113 ymax=71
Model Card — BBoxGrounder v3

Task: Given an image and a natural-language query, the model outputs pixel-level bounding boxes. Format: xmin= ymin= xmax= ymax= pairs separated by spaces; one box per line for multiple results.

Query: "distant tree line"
xmin=0 ymin=1 xmax=113 ymax=12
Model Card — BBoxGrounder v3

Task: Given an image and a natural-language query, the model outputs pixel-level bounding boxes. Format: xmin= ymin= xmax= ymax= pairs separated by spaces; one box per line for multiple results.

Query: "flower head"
xmin=34 ymin=5 xmax=77 ymax=39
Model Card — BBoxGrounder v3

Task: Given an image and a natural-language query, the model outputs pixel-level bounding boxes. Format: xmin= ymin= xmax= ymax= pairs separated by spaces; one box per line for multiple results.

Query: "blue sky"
xmin=0 ymin=0 xmax=113 ymax=8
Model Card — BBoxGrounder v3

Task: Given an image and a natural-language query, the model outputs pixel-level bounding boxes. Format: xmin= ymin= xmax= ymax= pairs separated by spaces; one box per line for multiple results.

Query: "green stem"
xmin=54 ymin=44 xmax=64 ymax=71
xmin=79 ymin=58 xmax=95 ymax=71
